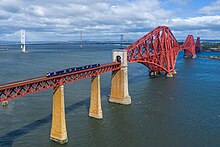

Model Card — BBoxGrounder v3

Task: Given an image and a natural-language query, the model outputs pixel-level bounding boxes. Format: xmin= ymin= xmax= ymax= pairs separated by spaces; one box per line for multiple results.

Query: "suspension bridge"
xmin=0 ymin=26 xmax=202 ymax=144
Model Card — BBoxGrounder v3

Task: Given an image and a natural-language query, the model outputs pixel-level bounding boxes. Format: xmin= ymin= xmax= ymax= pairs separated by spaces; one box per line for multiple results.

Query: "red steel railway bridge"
xmin=0 ymin=26 xmax=202 ymax=144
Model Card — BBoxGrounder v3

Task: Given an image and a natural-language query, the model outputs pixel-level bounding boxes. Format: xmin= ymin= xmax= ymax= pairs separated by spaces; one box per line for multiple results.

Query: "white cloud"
xmin=170 ymin=16 xmax=220 ymax=27
xmin=26 ymin=6 xmax=45 ymax=17
xmin=0 ymin=0 xmax=174 ymax=41
xmin=167 ymin=16 xmax=220 ymax=39
xmin=167 ymin=0 xmax=190 ymax=5
xmin=0 ymin=0 xmax=220 ymax=41
xmin=199 ymin=0 xmax=220 ymax=15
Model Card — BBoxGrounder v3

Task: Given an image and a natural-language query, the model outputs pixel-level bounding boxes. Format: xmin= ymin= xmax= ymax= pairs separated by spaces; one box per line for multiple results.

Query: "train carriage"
xmin=46 ymin=63 xmax=100 ymax=77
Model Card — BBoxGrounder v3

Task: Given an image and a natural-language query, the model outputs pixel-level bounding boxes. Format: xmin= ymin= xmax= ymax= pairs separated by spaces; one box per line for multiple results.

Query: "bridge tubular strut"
xmin=50 ymin=85 xmax=68 ymax=144
xmin=109 ymin=50 xmax=131 ymax=105
xmin=125 ymin=26 xmax=198 ymax=76
xmin=89 ymin=75 xmax=103 ymax=119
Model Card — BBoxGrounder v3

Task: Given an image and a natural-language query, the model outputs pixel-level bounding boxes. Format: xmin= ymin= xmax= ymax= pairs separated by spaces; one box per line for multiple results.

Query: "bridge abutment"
xmin=172 ymin=70 xmax=177 ymax=75
xmin=2 ymin=100 xmax=8 ymax=106
xmin=149 ymin=71 xmax=157 ymax=76
xmin=50 ymin=85 xmax=68 ymax=144
xmin=109 ymin=50 xmax=131 ymax=105
xmin=166 ymin=72 xmax=173 ymax=78
xmin=89 ymin=75 xmax=103 ymax=119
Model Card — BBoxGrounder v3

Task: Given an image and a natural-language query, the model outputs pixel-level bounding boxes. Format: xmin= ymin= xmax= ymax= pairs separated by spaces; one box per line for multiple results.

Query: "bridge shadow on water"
xmin=0 ymin=98 xmax=90 ymax=147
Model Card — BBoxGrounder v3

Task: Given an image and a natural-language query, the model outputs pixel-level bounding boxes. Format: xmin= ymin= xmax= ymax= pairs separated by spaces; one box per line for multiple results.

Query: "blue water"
xmin=0 ymin=44 xmax=220 ymax=147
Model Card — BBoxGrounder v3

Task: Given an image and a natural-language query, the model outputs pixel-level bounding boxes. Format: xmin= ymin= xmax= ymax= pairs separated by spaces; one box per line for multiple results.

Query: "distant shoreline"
xmin=0 ymin=41 xmax=220 ymax=53
xmin=201 ymin=42 xmax=220 ymax=52
xmin=203 ymin=49 xmax=220 ymax=52
xmin=198 ymin=55 xmax=220 ymax=60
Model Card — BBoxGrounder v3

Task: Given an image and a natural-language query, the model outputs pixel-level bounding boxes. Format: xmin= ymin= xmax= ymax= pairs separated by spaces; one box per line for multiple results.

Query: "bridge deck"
xmin=0 ymin=62 xmax=121 ymax=102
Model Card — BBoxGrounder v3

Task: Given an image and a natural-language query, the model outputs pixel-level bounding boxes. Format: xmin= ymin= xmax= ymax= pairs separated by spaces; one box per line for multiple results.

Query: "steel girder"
xmin=0 ymin=62 xmax=121 ymax=102
xmin=126 ymin=26 xmax=197 ymax=73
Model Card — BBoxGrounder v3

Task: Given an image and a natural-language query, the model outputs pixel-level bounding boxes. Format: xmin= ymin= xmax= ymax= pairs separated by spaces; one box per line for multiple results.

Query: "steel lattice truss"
xmin=180 ymin=35 xmax=196 ymax=57
xmin=126 ymin=26 xmax=198 ymax=73
xmin=0 ymin=26 xmax=202 ymax=102
xmin=0 ymin=62 xmax=121 ymax=102
xmin=195 ymin=37 xmax=202 ymax=53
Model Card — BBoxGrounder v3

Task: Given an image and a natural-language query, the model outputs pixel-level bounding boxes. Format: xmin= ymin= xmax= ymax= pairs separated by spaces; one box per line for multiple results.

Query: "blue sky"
xmin=0 ymin=0 xmax=220 ymax=41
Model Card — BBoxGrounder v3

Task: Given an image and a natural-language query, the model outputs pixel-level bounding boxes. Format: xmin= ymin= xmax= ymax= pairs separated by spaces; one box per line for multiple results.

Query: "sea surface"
xmin=0 ymin=44 xmax=220 ymax=147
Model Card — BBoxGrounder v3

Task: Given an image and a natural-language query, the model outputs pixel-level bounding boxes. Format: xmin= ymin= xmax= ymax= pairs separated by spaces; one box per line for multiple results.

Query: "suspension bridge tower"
xmin=21 ymin=29 xmax=26 ymax=53
xmin=80 ymin=30 xmax=83 ymax=48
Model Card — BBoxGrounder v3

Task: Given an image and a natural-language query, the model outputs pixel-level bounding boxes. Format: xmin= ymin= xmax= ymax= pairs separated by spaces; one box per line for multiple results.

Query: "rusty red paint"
xmin=125 ymin=26 xmax=197 ymax=73
xmin=0 ymin=26 xmax=202 ymax=102
xmin=0 ymin=62 xmax=121 ymax=102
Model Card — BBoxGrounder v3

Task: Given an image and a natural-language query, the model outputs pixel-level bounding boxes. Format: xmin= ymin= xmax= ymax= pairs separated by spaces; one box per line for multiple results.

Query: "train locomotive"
xmin=46 ymin=63 xmax=100 ymax=77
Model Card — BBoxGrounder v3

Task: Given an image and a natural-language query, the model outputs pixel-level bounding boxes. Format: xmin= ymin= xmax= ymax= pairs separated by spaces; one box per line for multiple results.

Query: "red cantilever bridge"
xmin=0 ymin=26 xmax=202 ymax=144
xmin=0 ymin=26 xmax=201 ymax=103
xmin=126 ymin=26 xmax=199 ymax=75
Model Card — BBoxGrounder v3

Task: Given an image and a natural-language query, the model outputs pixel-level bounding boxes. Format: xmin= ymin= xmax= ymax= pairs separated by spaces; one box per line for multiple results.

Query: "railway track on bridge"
xmin=0 ymin=62 xmax=121 ymax=102
xmin=0 ymin=26 xmax=202 ymax=145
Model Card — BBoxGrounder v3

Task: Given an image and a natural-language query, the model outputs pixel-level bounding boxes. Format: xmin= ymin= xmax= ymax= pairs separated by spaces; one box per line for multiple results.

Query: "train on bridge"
xmin=46 ymin=63 xmax=101 ymax=77
xmin=0 ymin=26 xmax=202 ymax=145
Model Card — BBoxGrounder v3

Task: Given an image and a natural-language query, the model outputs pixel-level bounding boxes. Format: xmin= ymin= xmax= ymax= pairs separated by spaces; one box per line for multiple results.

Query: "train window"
xmin=76 ymin=67 xmax=82 ymax=70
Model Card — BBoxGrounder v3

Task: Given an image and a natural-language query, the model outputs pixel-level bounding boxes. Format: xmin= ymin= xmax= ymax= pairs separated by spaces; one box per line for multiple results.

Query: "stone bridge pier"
xmin=109 ymin=49 xmax=131 ymax=105
xmin=50 ymin=85 xmax=68 ymax=144
xmin=50 ymin=49 xmax=131 ymax=144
